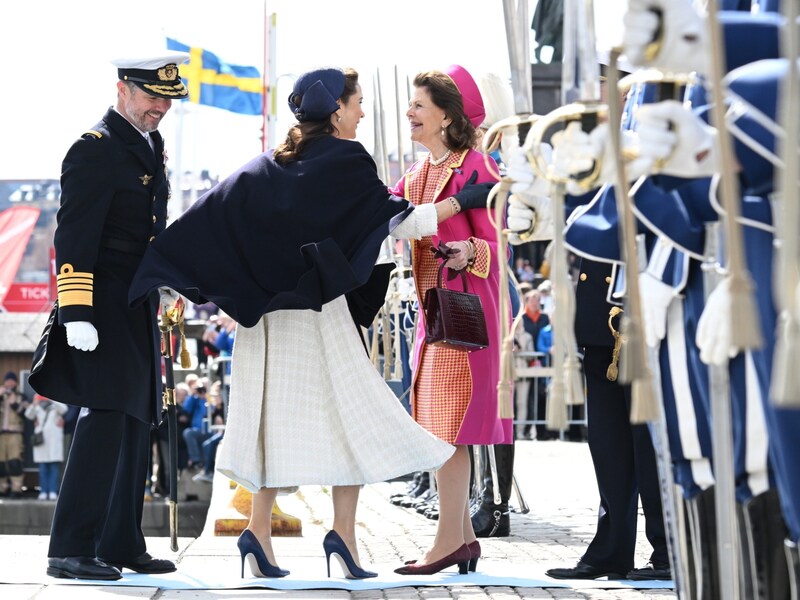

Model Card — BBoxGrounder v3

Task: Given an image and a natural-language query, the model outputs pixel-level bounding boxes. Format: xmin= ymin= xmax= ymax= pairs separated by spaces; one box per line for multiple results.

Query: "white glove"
xmin=505 ymin=143 xmax=552 ymax=196
xmin=639 ymin=272 xmax=675 ymax=348
xmin=159 ymin=286 xmax=180 ymax=315
xmin=696 ymin=276 xmax=738 ymax=365
xmin=634 ymin=100 xmax=719 ymax=178
xmin=507 ymin=192 xmax=553 ymax=244
xmin=65 ymin=321 xmax=99 ymax=352
xmin=623 ymin=0 xmax=709 ymax=73
xmin=550 ymin=122 xmax=650 ymax=195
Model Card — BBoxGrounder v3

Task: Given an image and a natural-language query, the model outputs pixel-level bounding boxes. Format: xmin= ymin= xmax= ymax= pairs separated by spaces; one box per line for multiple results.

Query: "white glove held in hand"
xmin=159 ymin=287 xmax=180 ymax=314
xmin=507 ymin=196 xmax=535 ymax=233
xmin=639 ymin=272 xmax=675 ymax=348
xmin=696 ymin=276 xmax=738 ymax=366
xmin=634 ymin=100 xmax=719 ymax=178
xmin=506 ymin=144 xmax=552 ymax=196
xmin=65 ymin=321 xmax=99 ymax=352
xmin=507 ymin=193 xmax=553 ymax=243
xmin=623 ymin=0 xmax=708 ymax=73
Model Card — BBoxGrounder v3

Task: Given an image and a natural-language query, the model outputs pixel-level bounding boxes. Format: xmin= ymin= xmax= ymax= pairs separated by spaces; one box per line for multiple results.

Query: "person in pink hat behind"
xmin=392 ymin=65 xmax=513 ymax=576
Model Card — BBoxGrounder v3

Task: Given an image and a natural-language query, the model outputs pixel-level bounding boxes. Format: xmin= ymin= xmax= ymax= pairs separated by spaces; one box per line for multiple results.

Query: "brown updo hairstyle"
xmin=413 ymin=70 xmax=477 ymax=152
xmin=273 ymin=67 xmax=360 ymax=166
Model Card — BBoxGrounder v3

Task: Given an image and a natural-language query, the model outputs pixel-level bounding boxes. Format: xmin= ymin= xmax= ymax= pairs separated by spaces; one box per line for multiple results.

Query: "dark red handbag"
xmin=423 ymin=260 xmax=489 ymax=352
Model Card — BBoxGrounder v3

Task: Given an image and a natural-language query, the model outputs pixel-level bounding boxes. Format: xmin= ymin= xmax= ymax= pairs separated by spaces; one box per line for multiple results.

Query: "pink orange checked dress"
xmin=391 ymin=148 xmax=514 ymax=446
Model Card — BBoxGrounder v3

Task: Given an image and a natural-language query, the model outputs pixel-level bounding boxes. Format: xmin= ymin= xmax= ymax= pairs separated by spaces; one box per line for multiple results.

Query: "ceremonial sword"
xmin=160 ymin=296 xmax=187 ymax=553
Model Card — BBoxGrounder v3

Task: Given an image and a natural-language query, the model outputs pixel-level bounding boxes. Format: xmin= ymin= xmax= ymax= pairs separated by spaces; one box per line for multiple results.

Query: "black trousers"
xmin=581 ymin=345 xmax=668 ymax=572
xmin=48 ymin=409 xmax=151 ymax=561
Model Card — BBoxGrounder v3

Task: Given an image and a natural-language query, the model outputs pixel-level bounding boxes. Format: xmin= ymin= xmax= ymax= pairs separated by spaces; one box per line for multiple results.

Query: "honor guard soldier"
xmin=28 ymin=51 xmax=188 ymax=581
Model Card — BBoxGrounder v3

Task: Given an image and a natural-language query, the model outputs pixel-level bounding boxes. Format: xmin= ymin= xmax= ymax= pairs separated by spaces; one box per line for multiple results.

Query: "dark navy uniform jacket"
xmin=29 ymin=108 xmax=167 ymax=425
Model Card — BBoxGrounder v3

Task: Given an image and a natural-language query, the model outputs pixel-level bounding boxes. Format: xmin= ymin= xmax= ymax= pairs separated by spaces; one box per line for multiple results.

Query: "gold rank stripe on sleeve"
xmin=56 ymin=264 xmax=93 ymax=307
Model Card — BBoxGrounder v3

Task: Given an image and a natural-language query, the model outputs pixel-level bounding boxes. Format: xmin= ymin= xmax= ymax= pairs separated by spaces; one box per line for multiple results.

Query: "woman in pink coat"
xmin=391 ymin=65 xmax=514 ymax=576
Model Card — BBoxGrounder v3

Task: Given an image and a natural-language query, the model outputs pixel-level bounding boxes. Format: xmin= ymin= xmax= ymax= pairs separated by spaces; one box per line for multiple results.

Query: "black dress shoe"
xmin=102 ymin=552 xmax=176 ymax=574
xmin=47 ymin=556 xmax=122 ymax=580
xmin=626 ymin=561 xmax=672 ymax=581
xmin=546 ymin=560 xmax=625 ymax=580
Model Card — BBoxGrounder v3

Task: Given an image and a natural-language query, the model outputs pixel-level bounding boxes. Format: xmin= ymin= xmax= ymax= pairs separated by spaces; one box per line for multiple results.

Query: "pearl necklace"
xmin=429 ymin=150 xmax=452 ymax=166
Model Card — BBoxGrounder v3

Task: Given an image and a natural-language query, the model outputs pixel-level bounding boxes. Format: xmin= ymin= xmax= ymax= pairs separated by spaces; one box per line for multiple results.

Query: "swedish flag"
xmin=167 ymin=38 xmax=262 ymax=115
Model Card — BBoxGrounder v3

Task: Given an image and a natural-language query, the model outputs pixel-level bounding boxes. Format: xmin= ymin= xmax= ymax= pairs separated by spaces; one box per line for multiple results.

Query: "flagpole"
xmin=173 ymin=101 xmax=184 ymax=215
xmin=267 ymin=14 xmax=277 ymax=151
xmin=261 ymin=0 xmax=268 ymax=153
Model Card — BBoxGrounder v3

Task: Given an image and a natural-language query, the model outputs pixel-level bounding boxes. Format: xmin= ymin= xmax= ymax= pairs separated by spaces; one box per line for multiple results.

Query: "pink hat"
xmin=445 ymin=64 xmax=486 ymax=128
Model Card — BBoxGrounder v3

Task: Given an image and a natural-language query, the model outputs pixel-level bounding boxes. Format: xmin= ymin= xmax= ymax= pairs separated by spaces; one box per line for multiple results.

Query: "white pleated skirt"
xmin=216 ymin=295 xmax=454 ymax=491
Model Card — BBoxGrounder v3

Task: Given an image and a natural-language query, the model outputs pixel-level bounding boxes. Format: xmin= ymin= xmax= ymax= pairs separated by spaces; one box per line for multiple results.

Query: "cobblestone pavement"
xmin=2 ymin=439 xmax=678 ymax=599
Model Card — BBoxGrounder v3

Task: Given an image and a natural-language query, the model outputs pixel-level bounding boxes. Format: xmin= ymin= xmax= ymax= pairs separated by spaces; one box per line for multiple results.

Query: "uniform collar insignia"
xmin=140 ymin=174 xmax=153 ymax=185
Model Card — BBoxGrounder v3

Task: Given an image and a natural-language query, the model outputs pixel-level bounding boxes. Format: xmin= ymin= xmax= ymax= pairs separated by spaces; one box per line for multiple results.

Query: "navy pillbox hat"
xmin=287 ymin=68 xmax=346 ymax=122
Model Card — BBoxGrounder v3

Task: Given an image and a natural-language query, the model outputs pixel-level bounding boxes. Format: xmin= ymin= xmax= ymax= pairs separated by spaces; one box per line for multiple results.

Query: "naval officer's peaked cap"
xmin=111 ymin=51 xmax=190 ymax=99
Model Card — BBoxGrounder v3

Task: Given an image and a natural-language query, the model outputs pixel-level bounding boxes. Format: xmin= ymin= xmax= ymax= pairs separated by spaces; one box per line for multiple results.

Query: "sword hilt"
xmin=616 ymin=68 xmax=698 ymax=172
xmin=480 ymin=113 xmax=541 ymax=242
xmin=525 ymin=100 xmax=607 ymax=192
xmin=643 ymin=7 xmax=665 ymax=64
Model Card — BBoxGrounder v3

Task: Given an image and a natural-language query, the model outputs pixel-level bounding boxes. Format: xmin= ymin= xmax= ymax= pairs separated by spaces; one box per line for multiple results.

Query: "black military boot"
xmin=390 ymin=471 xmax=423 ymax=505
xmin=398 ymin=471 xmax=430 ymax=508
xmin=785 ymin=539 xmax=799 ymax=600
xmin=470 ymin=443 xmax=514 ymax=538
xmin=743 ymin=490 xmax=790 ymax=600
xmin=686 ymin=487 xmax=719 ymax=600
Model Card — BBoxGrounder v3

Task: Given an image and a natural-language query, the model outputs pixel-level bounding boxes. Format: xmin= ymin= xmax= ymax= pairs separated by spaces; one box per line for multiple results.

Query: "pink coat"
xmin=390 ymin=149 xmax=514 ymax=445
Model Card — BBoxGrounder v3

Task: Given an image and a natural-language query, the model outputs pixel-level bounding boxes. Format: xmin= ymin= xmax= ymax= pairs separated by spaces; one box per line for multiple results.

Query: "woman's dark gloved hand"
xmin=451 ymin=170 xmax=496 ymax=210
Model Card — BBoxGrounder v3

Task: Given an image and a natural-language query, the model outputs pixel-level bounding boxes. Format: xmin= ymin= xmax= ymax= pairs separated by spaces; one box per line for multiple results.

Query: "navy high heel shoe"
xmin=237 ymin=529 xmax=289 ymax=578
xmin=323 ymin=530 xmax=377 ymax=579
xmin=467 ymin=540 xmax=481 ymax=572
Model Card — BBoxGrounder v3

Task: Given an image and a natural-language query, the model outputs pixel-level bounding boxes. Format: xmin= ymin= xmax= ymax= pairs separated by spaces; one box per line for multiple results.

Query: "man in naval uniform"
xmin=28 ymin=51 xmax=188 ymax=580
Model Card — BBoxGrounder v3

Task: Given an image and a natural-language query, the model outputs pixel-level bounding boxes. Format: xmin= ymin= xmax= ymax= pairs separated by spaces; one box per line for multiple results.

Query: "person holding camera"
xmin=24 ymin=395 xmax=68 ymax=500
xmin=0 ymin=371 xmax=29 ymax=498
xmin=182 ymin=382 xmax=211 ymax=470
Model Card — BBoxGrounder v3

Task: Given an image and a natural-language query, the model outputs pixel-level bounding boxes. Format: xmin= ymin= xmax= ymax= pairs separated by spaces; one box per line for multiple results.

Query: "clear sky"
xmin=0 ymin=0 xmax=624 ymax=181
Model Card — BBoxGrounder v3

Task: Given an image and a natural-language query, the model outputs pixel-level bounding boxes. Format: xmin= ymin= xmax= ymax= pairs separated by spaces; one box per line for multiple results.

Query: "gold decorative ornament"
xmin=158 ymin=64 xmax=178 ymax=82
xmin=606 ymin=306 xmax=625 ymax=381
xmin=143 ymin=82 xmax=188 ymax=97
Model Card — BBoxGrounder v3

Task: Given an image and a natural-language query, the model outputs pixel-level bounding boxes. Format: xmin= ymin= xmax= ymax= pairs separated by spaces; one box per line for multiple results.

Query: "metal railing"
xmin=513 ymin=350 xmax=587 ymax=438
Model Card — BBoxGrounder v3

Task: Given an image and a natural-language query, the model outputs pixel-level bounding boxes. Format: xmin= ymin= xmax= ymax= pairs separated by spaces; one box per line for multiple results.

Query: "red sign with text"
xmin=2 ymin=282 xmax=51 ymax=312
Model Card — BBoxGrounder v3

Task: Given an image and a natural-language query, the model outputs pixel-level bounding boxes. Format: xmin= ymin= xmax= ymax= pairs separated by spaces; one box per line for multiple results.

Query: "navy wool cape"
xmin=128 ymin=135 xmax=413 ymax=328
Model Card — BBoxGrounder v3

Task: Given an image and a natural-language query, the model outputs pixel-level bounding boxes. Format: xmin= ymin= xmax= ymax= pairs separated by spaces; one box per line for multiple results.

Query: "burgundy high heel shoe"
xmin=394 ymin=544 xmax=471 ymax=575
xmin=467 ymin=540 xmax=481 ymax=572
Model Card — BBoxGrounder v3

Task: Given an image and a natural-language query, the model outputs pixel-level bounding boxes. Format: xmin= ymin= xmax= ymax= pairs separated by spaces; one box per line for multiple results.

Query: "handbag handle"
xmin=436 ymin=261 xmax=468 ymax=292
xmin=431 ymin=241 xmax=468 ymax=292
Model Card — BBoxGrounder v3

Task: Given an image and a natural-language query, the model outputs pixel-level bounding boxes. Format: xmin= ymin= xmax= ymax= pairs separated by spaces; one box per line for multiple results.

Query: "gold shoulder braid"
xmin=607 ymin=306 xmax=624 ymax=381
